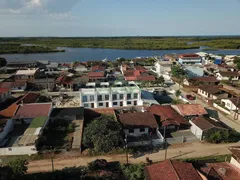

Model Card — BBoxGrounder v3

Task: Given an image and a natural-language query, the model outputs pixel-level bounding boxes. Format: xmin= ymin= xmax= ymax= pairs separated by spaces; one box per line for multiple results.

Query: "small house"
xmin=118 ymin=111 xmax=159 ymax=137
xmin=197 ymin=86 xmax=228 ymax=101
xmin=190 ymin=116 xmax=228 ymax=140
xmin=229 ymin=146 xmax=240 ymax=169
xmin=216 ymin=71 xmax=240 ymax=81
xmin=171 ymin=104 xmax=208 ymax=120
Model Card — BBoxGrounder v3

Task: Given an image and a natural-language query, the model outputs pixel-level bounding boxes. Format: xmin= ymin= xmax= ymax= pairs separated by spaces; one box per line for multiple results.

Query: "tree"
xmin=171 ymin=65 xmax=186 ymax=88
xmin=205 ymin=130 xmax=240 ymax=144
xmin=83 ymin=115 xmax=123 ymax=153
xmin=155 ymin=75 xmax=165 ymax=86
xmin=0 ymin=57 xmax=7 ymax=67
xmin=8 ymin=158 xmax=28 ymax=177
xmin=121 ymin=164 xmax=145 ymax=180
xmin=175 ymin=90 xmax=181 ymax=99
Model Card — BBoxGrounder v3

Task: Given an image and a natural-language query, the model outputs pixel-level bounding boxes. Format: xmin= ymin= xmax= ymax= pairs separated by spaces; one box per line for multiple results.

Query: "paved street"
xmin=169 ymin=83 xmax=240 ymax=132
xmin=27 ymin=142 xmax=240 ymax=173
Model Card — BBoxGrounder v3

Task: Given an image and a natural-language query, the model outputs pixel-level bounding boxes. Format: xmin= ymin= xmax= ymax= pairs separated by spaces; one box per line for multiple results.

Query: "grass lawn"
xmin=181 ymin=154 xmax=231 ymax=164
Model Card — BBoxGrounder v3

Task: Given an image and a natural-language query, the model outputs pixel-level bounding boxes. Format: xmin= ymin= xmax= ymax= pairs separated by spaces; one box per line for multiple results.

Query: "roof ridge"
xmin=169 ymin=160 xmax=181 ymax=180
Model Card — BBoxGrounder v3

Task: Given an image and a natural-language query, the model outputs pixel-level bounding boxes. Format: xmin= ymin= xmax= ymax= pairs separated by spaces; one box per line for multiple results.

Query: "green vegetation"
xmin=83 ymin=115 xmax=123 ymax=153
xmin=121 ymin=164 xmax=145 ymax=180
xmin=183 ymin=154 xmax=231 ymax=164
xmin=8 ymin=158 xmax=28 ymax=178
xmin=175 ymin=90 xmax=182 ymax=98
xmin=0 ymin=57 xmax=7 ymax=67
xmin=1 ymin=36 xmax=240 ymax=51
xmin=29 ymin=116 xmax=48 ymax=128
xmin=0 ymin=43 xmax=64 ymax=54
xmin=205 ymin=130 xmax=240 ymax=144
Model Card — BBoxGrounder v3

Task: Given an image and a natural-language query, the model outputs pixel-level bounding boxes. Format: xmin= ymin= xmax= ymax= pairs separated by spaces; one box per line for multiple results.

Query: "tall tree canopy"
xmin=0 ymin=57 xmax=7 ymax=67
xmin=83 ymin=115 xmax=123 ymax=153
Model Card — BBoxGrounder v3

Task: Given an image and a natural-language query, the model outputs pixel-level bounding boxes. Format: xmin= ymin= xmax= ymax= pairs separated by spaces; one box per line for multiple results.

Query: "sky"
xmin=0 ymin=0 xmax=240 ymax=37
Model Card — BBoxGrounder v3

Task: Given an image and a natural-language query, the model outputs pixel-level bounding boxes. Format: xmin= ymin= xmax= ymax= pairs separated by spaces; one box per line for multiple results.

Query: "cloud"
xmin=0 ymin=0 xmax=81 ymax=17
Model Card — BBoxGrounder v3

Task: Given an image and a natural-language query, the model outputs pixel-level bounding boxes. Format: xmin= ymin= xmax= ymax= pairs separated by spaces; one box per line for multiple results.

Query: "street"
xmin=27 ymin=142 xmax=240 ymax=173
xmin=168 ymin=82 xmax=240 ymax=132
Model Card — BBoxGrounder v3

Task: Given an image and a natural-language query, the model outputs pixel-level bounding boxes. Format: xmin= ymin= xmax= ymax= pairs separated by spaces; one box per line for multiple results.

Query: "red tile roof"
xmin=14 ymin=103 xmax=52 ymax=119
xmin=0 ymin=88 xmax=9 ymax=94
xmin=172 ymin=104 xmax=208 ymax=117
xmin=0 ymin=81 xmax=26 ymax=89
xmin=56 ymin=75 xmax=73 ymax=84
xmin=88 ymin=72 xmax=105 ymax=77
xmin=178 ymin=54 xmax=200 ymax=58
xmin=189 ymin=76 xmax=219 ymax=83
xmin=148 ymin=105 xmax=190 ymax=126
xmin=219 ymin=71 xmax=240 ymax=77
xmin=137 ymin=75 xmax=156 ymax=81
xmin=16 ymin=93 xmax=40 ymax=104
xmin=200 ymin=162 xmax=240 ymax=180
xmin=118 ymin=112 xmax=158 ymax=128
xmin=135 ymin=66 xmax=147 ymax=72
xmin=145 ymin=160 xmax=202 ymax=180
xmin=92 ymin=65 xmax=105 ymax=71
xmin=0 ymin=104 xmax=19 ymax=118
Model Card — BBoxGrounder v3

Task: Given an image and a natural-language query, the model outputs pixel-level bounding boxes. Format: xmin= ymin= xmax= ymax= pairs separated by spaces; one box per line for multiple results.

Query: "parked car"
xmin=186 ymin=94 xmax=196 ymax=100
xmin=88 ymin=159 xmax=108 ymax=170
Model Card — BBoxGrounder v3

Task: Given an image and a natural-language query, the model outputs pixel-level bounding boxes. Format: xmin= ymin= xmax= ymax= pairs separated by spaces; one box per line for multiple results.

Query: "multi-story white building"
xmin=79 ymin=82 xmax=143 ymax=108
xmin=178 ymin=54 xmax=202 ymax=65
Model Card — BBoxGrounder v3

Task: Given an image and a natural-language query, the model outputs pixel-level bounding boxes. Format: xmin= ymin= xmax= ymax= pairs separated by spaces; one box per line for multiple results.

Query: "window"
xmin=105 ymin=95 xmax=109 ymax=100
xmin=84 ymin=103 xmax=89 ymax=108
xmin=133 ymin=93 xmax=138 ymax=99
xmin=113 ymin=102 xmax=118 ymax=106
xmin=119 ymin=94 xmax=124 ymax=100
xmin=18 ymin=87 xmax=22 ymax=90
xmin=127 ymin=94 xmax=131 ymax=100
xmin=134 ymin=101 xmax=137 ymax=106
xmin=140 ymin=128 xmax=145 ymax=132
xmin=129 ymin=129 xmax=134 ymax=133
xmin=82 ymin=96 xmax=87 ymax=102
xmin=120 ymin=101 xmax=123 ymax=106
xmin=112 ymin=94 xmax=117 ymax=100
xmin=98 ymin=95 xmax=102 ymax=101
xmin=127 ymin=101 xmax=132 ymax=105
xmin=90 ymin=95 xmax=94 ymax=101
xmin=98 ymin=103 xmax=103 ymax=107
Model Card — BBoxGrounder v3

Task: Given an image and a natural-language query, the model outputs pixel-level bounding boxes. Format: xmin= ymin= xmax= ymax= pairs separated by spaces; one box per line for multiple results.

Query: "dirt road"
xmin=27 ymin=142 xmax=240 ymax=173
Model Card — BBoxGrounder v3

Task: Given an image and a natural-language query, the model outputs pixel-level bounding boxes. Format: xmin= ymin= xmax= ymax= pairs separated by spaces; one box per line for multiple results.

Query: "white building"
xmin=221 ymin=98 xmax=240 ymax=111
xmin=152 ymin=61 xmax=172 ymax=76
xmin=215 ymin=71 xmax=240 ymax=81
xmin=190 ymin=116 xmax=227 ymax=140
xmin=79 ymin=82 xmax=143 ymax=108
xmin=178 ymin=54 xmax=202 ymax=65
xmin=229 ymin=147 xmax=240 ymax=169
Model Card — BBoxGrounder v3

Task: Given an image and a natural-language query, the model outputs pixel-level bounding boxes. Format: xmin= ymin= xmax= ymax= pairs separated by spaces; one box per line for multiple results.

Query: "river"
xmin=2 ymin=47 xmax=240 ymax=62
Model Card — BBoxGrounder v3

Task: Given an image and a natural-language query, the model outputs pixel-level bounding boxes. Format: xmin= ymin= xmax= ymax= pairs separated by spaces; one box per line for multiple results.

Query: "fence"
xmin=166 ymin=135 xmax=199 ymax=145
xmin=213 ymin=103 xmax=231 ymax=115
xmin=0 ymin=146 xmax=37 ymax=156
xmin=127 ymin=141 xmax=151 ymax=147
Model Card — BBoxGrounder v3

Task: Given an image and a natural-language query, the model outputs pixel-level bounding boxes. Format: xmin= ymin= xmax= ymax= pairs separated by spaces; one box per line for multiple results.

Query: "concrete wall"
xmin=230 ymin=157 xmax=240 ymax=169
xmin=190 ymin=120 xmax=203 ymax=140
xmin=0 ymin=146 xmax=37 ymax=156
xmin=213 ymin=103 xmax=231 ymax=115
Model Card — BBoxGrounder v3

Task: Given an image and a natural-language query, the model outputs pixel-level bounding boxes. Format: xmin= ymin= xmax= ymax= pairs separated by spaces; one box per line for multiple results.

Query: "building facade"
xmin=79 ymin=82 xmax=143 ymax=108
xmin=178 ymin=54 xmax=202 ymax=65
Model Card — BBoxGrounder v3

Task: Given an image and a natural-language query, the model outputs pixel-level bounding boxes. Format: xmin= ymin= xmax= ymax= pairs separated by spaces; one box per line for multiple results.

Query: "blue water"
xmin=2 ymin=47 xmax=240 ymax=62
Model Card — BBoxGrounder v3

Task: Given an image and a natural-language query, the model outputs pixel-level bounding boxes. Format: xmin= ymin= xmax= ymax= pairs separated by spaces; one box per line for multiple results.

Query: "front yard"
xmin=37 ymin=119 xmax=74 ymax=151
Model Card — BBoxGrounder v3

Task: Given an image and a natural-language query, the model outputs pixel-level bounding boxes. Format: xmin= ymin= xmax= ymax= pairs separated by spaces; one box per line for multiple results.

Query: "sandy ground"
xmin=27 ymin=142 xmax=240 ymax=173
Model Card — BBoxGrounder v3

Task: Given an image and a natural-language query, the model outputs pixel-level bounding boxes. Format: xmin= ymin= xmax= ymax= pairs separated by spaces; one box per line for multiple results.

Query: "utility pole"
xmin=124 ymin=135 xmax=129 ymax=164
xmin=51 ymin=155 xmax=54 ymax=172
xmin=164 ymin=139 xmax=168 ymax=160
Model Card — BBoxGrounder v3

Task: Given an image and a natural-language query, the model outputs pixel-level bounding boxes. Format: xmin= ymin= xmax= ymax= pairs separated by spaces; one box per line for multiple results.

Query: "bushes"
xmin=205 ymin=130 xmax=240 ymax=143
xmin=121 ymin=164 xmax=145 ymax=180
xmin=8 ymin=158 xmax=28 ymax=178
